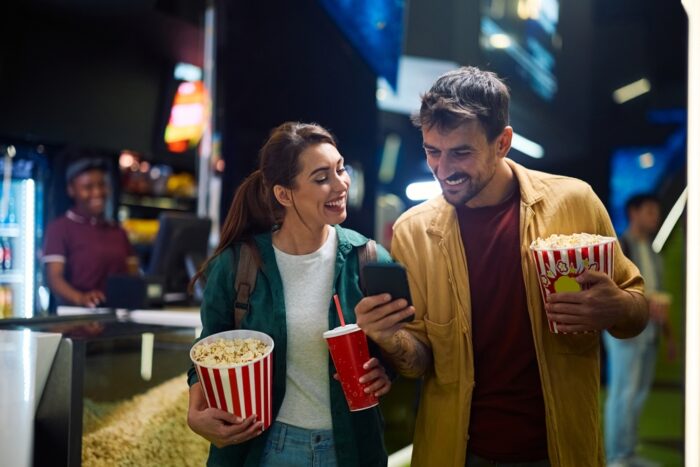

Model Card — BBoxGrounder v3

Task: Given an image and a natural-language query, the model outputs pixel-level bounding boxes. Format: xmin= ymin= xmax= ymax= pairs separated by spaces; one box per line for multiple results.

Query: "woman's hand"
xmin=359 ymin=357 xmax=392 ymax=397
xmin=187 ymin=383 xmax=263 ymax=448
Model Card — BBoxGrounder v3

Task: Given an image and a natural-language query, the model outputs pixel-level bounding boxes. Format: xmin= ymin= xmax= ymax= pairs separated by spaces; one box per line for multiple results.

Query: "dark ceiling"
xmin=0 ymin=0 xmax=688 ymax=199
xmin=0 ymin=1 xmax=205 ymax=153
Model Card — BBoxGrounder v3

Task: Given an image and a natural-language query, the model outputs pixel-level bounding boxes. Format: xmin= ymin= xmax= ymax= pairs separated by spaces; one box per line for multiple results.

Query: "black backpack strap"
xmin=233 ymin=242 xmax=258 ymax=329
xmin=358 ymin=239 xmax=377 ymax=294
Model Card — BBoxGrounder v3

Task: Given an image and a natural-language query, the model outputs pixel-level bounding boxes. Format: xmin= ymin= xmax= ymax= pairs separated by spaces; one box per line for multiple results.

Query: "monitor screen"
xmin=147 ymin=213 xmax=212 ymax=301
xmin=480 ymin=0 xmax=560 ymax=101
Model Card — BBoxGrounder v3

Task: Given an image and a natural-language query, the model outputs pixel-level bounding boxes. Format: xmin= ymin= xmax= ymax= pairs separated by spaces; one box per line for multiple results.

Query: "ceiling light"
xmin=612 ymin=78 xmax=651 ymax=104
xmin=489 ymin=33 xmax=512 ymax=49
xmin=511 ymin=132 xmax=544 ymax=159
xmin=638 ymin=152 xmax=655 ymax=168
xmin=406 ymin=181 xmax=441 ymax=201
xmin=174 ymin=63 xmax=202 ymax=82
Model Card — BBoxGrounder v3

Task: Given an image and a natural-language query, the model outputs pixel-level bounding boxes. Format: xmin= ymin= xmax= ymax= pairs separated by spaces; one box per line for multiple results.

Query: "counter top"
xmin=0 ymin=307 xmax=201 ymax=340
xmin=0 ymin=329 xmax=61 ymax=467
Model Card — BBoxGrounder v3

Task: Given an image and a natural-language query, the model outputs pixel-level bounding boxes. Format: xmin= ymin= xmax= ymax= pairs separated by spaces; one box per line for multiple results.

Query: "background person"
xmin=42 ymin=157 xmax=138 ymax=308
xmin=355 ymin=66 xmax=649 ymax=467
xmin=604 ymin=193 xmax=676 ymax=467
xmin=187 ymin=122 xmax=393 ymax=467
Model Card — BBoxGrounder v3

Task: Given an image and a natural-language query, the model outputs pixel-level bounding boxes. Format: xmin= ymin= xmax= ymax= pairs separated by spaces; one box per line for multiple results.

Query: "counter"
xmin=0 ymin=329 xmax=61 ymax=467
xmin=0 ymin=309 xmax=201 ymax=466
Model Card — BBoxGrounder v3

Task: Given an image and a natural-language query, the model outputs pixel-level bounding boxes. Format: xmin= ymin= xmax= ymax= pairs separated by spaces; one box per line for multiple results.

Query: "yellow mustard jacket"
xmin=391 ymin=159 xmax=645 ymax=467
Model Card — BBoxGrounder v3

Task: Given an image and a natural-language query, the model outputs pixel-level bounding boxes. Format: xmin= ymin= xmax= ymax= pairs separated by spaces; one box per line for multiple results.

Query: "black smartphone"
xmin=361 ymin=262 xmax=414 ymax=323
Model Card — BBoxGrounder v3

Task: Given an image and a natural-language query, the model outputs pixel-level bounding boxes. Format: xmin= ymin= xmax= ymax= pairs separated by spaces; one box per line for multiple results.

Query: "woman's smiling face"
xmin=279 ymin=142 xmax=351 ymax=230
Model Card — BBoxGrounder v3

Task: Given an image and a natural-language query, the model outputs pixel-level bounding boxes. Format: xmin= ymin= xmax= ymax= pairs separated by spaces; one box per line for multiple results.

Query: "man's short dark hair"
xmin=625 ymin=193 xmax=661 ymax=219
xmin=65 ymin=158 xmax=109 ymax=184
xmin=411 ymin=66 xmax=510 ymax=141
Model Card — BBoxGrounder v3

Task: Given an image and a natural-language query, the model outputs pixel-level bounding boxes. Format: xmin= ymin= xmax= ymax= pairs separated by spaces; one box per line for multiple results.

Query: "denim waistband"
xmin=266 ymin=421 xmax=334 ymax=451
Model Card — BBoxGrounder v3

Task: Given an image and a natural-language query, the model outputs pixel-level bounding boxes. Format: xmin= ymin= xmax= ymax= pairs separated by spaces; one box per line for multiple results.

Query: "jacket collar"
xmin=505 ymin=158 xmax=546 ymax=207
xmin=426 ymin=158 xmax=546 ymax=239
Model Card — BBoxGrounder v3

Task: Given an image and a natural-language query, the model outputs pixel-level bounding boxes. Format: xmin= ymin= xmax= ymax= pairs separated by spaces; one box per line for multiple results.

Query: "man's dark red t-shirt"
xmin=456 ymin=190 xmax=548 ymax=462
xmin=42 ymin=210 xmax=135 ymax=303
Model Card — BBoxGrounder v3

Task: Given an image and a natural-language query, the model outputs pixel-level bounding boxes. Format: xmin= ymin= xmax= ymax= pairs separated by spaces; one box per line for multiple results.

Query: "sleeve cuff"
xmin=41 ymin=255 xmax=66 ymax=263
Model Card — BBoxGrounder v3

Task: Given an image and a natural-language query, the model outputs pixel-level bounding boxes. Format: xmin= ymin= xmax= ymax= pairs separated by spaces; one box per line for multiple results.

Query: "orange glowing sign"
xmin=164 ymin=81 xmax=209 ymax=153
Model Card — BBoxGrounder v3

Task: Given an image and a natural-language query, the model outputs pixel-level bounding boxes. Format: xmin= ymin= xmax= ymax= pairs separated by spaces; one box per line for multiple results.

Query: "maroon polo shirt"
xmin=42 ymin=210 xmax=135 ymax=300
xmin=456 ymin=190 xmax=548 ymax=462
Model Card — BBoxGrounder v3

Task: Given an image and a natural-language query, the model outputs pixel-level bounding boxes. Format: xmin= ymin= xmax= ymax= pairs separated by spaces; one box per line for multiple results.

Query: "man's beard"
xmin=437 ymin=171 xmax=493 ymax=207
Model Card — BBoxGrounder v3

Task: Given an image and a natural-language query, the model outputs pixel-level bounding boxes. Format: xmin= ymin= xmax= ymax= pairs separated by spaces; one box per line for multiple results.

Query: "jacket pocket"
xmin=424 ymin=317 xmax=460 ymax=385
xmin=552 ymin=331 xmax=600 ymax=355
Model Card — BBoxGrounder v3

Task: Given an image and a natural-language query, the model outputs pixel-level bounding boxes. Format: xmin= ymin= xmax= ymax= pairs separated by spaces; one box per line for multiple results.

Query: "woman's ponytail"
xmin=189 ymin=169 xmax=275 ymax=290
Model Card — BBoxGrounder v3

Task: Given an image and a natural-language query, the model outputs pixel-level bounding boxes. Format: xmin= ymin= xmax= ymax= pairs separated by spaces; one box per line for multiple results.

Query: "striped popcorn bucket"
xmin=530 ymin=236 xmax=616 ymax=334
xmin=191 ymin=330 xmax=274 ymax=430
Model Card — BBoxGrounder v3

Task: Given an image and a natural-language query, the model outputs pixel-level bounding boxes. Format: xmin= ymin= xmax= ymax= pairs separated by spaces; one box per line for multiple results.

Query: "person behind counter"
xmin=42 ymin=158 xmax=139 ymax=308
xmin=187 ymin=122 xmax=392 ymax=467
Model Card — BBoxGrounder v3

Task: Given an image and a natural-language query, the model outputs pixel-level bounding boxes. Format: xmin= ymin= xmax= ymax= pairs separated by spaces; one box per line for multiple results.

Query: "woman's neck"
xmin=273 ymin=221 xmax=331 ymax=255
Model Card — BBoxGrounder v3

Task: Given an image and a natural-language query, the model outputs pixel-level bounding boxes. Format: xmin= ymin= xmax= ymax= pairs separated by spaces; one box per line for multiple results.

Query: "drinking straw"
xmin=333 ymin=294 xmax=346 ymax=327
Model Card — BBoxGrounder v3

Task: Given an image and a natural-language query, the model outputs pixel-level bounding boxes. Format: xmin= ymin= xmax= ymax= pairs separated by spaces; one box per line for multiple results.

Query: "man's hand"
xmin=355 ymin=294 xmax=414 ymax=350
xmin=545 ymin=269 xmax=647 ymax=335
xmin=187 ymin=383 xmax=263 ymax=448
xmin=77 ymin=290 xmax=106 ymax=308
xmin=355 ymin=294 xmax=430 ymax=378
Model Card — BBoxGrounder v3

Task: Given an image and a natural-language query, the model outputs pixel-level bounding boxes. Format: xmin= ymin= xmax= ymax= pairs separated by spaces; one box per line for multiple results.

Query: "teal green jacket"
xmin=188 ymin=225 xmax=392 ymax=467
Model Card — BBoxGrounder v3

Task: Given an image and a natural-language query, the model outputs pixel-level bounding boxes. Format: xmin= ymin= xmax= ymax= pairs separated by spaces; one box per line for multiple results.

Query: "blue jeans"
xmin=260 ymin=421 xmax=337 ymax=467
xmin=603 ymin=326 xmax=658 ymax=463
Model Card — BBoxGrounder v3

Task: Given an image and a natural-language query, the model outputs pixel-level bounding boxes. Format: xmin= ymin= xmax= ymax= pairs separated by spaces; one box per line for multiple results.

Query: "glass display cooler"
xmin=0 ymin=145 xmax=45 ymax=319
xmin=0 ymin=312 xmax=203 ymax=466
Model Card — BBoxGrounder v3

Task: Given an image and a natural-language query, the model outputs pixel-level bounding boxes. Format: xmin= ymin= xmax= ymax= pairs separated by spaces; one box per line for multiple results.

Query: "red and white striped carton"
xmin=530 ymin=236 xmax=616 ymax=334
xmin=191 ymin=330 xmax=274 ymax=430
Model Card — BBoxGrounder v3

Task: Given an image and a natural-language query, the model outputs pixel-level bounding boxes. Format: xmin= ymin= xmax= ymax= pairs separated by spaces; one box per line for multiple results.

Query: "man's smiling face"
xmin=422 ymin=120 xmax=503 ymax=207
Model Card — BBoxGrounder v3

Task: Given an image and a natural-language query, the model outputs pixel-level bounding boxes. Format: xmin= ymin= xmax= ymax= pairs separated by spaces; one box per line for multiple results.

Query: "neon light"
xmin=652 ymin=187 xmax=687 ymax=253
xmin=23 ymin=180 xmax=35 ymax=318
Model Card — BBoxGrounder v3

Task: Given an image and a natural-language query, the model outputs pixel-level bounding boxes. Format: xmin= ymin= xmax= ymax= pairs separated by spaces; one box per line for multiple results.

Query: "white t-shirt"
xmin=273 ymin=228 xmax=337 ymax=429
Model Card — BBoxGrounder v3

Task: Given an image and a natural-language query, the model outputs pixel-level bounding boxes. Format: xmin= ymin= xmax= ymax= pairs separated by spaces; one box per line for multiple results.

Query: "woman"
xmin=187 ymin=122 xmax=393 ymax=466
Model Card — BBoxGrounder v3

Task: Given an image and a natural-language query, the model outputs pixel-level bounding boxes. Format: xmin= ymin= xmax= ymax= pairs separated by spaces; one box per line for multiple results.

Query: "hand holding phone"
xmin=361 ymin=262 xmax=414 ymax=324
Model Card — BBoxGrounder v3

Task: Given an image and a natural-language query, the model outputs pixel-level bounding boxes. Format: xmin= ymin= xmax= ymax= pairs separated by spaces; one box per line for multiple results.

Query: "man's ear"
xmin=273 ymin=184 xmax=293 ymax=208
xmin=66 ymin=182 xmax=76 ymax=200
xmin=496 ymin=126 xmax=513 ymax=158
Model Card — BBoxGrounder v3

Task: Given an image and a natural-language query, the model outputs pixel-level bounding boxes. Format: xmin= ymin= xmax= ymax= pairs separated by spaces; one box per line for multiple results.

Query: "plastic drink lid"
xmin=323 ymin=323 xmax=360 ymax=338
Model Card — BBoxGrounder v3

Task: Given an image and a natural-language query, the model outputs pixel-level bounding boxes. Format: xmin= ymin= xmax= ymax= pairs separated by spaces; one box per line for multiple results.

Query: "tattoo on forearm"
xmin=384 ymin=330 xmax=431 ymax=378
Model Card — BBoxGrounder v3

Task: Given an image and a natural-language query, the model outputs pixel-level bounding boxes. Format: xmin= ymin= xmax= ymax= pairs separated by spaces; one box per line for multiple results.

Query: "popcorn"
xmin=529 ymin=233 xmax=617 ymax=333
xmin=191 ymin=338 xmax=270 ymax=367
xmin=530 ymin=233 xmax=612 ymax=250
xmin=190 ymin=330 xmax=275 ymax=428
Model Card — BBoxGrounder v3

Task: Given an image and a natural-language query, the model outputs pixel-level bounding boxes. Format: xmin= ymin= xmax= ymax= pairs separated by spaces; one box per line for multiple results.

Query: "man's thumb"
xmin=575 ymin=268 xmax=605 ymax=285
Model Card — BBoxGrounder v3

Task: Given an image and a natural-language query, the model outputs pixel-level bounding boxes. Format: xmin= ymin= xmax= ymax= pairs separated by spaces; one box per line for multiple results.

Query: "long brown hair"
xmin=190 ymin=122 xmax=337 ymax=289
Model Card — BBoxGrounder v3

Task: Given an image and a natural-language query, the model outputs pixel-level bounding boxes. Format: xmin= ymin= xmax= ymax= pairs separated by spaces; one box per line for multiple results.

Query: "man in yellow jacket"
xmin=356 ymin=66 xmax=648 ymax=467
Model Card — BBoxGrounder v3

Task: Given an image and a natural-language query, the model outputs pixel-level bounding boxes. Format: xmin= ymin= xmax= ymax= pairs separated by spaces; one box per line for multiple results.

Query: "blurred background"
xmin=0 ymin=0 xmax=688 ymax=465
